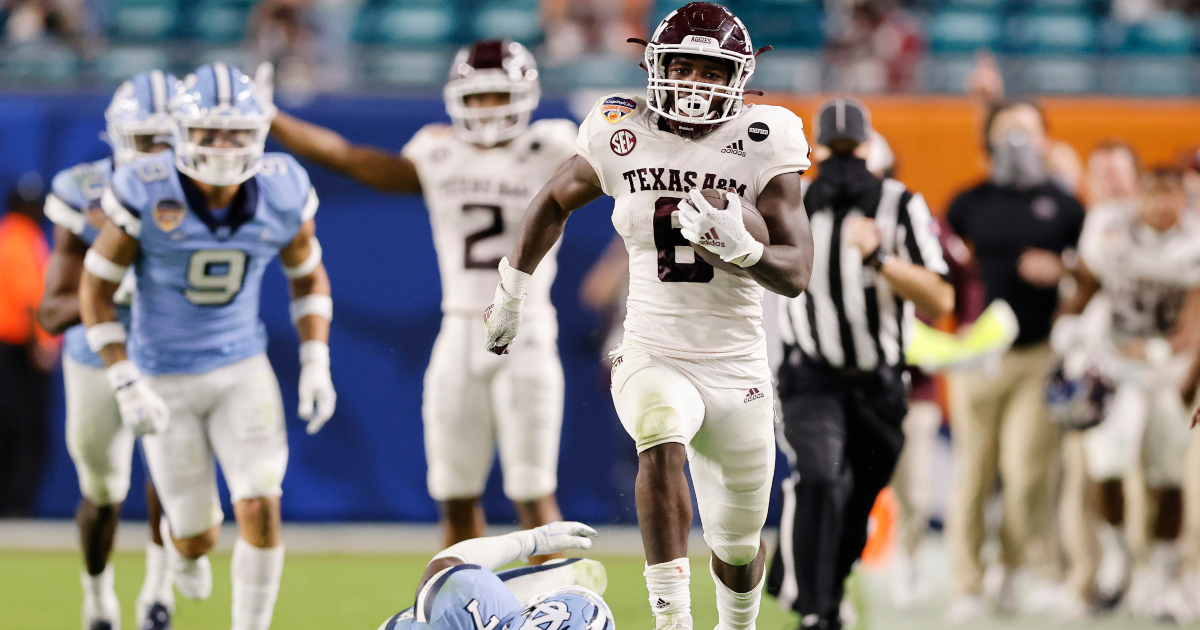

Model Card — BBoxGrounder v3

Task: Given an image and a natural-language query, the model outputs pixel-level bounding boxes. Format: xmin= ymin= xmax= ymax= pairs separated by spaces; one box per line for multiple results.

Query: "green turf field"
xmin=1 ymin=549 xmax=1171 ymax=630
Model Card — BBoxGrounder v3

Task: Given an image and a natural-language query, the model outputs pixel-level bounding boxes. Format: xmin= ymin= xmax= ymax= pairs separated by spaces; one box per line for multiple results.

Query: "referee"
xmin=766 ymin=98 xmax=954 ymax=630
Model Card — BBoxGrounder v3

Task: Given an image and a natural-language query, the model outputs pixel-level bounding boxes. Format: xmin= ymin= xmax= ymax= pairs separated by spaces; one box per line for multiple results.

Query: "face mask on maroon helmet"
xmin=444 ymin=40 xmax=541 ymax=147
xmin=638 ymin=2 xmax=759 ymax=139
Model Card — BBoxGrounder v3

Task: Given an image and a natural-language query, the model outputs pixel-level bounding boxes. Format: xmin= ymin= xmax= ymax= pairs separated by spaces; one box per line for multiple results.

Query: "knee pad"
xmin=706 ymin=531 xmax=761 ymax=566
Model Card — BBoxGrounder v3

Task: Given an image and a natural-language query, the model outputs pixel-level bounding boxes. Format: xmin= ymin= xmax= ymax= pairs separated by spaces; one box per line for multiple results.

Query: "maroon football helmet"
xmin=641 ymin=3 xmax=757 ymax=139
xmin=444 ymin=40 xmax=540 ymax=146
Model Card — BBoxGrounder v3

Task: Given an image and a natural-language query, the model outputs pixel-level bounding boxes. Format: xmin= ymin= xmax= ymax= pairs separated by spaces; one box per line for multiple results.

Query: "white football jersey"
xmin=1079 ymin=204 xmax=1200 ymax=340
xmin=577 ymin=94 xmax=811 ymax=357
xmin=403 ymin=118 xmax=578 ymax=315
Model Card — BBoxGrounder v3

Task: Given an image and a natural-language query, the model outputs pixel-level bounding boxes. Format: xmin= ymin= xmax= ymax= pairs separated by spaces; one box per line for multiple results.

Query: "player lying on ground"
xmin=484 ymin=4 xmax=814 ymax=630
xmin=38 ymin=69 xmax=184 ymax=630
xmin=80 ymin=62 xmax=335 ymax=630
xmin=377 ymin=522 xmax=610 ymax=630
xmin=268 ymin=41 xmax=575 ymax=559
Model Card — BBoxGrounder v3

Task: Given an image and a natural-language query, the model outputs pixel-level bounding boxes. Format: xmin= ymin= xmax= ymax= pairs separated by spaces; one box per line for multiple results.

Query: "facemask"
xmin=990 ymin=127 xmax=1045 ymax=190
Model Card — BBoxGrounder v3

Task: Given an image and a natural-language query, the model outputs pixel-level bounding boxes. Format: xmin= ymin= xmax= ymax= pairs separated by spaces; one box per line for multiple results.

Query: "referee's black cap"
xmin=814 ymin=97 xmax=871 ymax=147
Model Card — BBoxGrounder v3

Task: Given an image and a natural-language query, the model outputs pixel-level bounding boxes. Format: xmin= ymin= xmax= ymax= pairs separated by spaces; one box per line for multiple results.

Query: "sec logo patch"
xmin=153 ymin=199 xmax=186 ymax=233
xmin=610 ymin=129 xmax=636 ymax=156
xmin=600 ymin=96 xmax=637 ymax=124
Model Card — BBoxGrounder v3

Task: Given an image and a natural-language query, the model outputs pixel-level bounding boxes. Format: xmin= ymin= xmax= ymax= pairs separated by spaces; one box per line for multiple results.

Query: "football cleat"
xmin=140 ymin=603 xmax=172 ymax=630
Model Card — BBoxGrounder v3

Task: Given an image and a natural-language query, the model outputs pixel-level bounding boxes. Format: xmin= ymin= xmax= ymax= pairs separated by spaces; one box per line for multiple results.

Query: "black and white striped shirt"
xmin=781 ymin=175 xmax=947 ymax=371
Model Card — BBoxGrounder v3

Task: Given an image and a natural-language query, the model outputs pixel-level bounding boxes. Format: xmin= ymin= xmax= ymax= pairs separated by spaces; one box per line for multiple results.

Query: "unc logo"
xmin=518 ymin=601 xmax=572 ymax=630
xmin=610 ymin=130 xmax=636 ymax=156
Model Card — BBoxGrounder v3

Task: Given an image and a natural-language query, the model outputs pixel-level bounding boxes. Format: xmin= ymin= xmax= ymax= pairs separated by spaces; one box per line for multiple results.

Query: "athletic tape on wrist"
xmin=498 ymin=256 xmax=531 ymax=298
xmin=735 ymin=240 xmax=765 ymax=268
xmin=299 ymin=340 xmax=330 ymax=365
xmin=86 ymin=322 xmax=127 ymax=352
xmin=282 ymin=238 xmax=322 ymax=279
xmin=105 ymin=359 xmax=140 ymax=391
xmin=84 ymin=250 xmax=129 ymax=284
xmin=289 ymin=294 xmax=333 ymax=326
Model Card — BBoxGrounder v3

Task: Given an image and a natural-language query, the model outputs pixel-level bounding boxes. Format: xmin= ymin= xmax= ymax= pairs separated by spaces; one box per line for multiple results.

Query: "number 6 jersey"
xmin=401 ymin=118 xmax=578 ymax=317
xmin=102 ymin=150 xmax=318 ymax=375
xmin=576 ymin=94 xmax=811 ymax=357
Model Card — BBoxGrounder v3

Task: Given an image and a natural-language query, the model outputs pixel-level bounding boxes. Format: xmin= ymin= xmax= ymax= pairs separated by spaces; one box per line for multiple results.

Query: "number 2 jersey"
xmin=401 ymin=119 xmax=578 ymax=316
xmin=102 ymin=150 xmax=318 ymax=375
xmin=44 ymin=158 xmax=134 ymax=368
xmin=576 ymin=94 xmax=811 ymax=357
xmin=1079 ymin=202 xmax=1200 ymax=342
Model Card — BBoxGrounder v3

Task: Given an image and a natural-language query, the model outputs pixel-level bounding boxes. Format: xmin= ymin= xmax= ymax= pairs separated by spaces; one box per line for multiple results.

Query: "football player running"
xmin=268 ymin=40 xmax=576 ymax=558
xmin=38 ymin=70 xmax=183 ymax=630
xmin=484 ymin=4 xmax=813 ymax=630
xmin=79 ymin=62 xmax=335 ymax=630
xmin=377 ymin=522 xmax=609 ymax=630
xmin=1057 ymin=167 xmax=1200 ymax=620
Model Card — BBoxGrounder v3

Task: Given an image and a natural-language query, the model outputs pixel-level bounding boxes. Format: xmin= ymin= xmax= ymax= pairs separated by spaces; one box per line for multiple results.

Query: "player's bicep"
xmin=756 ymin=171 xmax=810 ymax=249
xmin=546 ymin=155 xmax=604 ymax=214
xmin=91 ymin=220 xmax=140 ymax=267
xmin=279 ymin=219 xmax=317 ymax=268
xmin=348 ymin=147 xmax=422 ymax=195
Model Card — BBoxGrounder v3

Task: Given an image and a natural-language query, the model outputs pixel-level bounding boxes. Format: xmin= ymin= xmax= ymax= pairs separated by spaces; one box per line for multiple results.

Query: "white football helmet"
xmin=171 ymin=62 xmax=276 ymax=186
xmin=105 ymin=70 xmax=177 ymax=167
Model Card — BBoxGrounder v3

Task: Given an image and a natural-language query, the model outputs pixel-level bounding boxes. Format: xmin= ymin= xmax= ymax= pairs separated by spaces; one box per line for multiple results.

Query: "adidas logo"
xmin=654 ymin=598 xmax=670 ymax=609
xmin=697 ymin=228 xmax=725 ymax=248
xmin=744 ymin=388 xmax=764 ymax=403
xmin=721 ymin=140 xmax=747 ymax=157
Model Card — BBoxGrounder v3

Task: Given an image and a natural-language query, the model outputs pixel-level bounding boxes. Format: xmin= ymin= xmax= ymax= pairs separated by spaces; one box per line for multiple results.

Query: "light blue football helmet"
xmin=105 ymin=70 xmax=178 ymax=167
xmin=504 ymin=587 xmax=613 ymax=630
xmin=171 ymin=62 xmax=276 ymax=186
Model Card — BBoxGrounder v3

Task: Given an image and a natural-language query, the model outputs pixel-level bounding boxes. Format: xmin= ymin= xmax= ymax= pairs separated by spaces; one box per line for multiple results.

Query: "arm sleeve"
xmin=574 ymin=98 xmax=609 ymax=195
xmin=898 ymin=192 xmax=949 ymax=275
xmin=756 ymin=112 xmax=812 ymax=193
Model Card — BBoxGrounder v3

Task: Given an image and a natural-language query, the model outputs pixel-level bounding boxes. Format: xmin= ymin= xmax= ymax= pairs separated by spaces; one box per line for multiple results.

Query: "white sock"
xmin=710 ymin=560 xmax=764 ymax=630
xmin=82 ymin=565 xmax=118 ymax=620
xmin=644 ymin=558 xmax=692 ymax=630
xmin=139 ymin=541 xmax=175 ymax=607
xmin=231 ymin=538 xmax=285 ymax=630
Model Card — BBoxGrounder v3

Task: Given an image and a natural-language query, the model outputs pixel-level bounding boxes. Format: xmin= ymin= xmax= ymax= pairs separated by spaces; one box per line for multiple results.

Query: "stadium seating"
xmin=471 ymin=0 xmax=542 ymax=44
xmin=1005 ymin=13 xmax=1097 ymax=54
xmin=359 ymin=0 xmax=458 ymax=46
xmin=190 ymin=0 xmax=253 ymax=44
xmin=927 ymin=12 xmax=1003 ymax=53
xmin=108 ymin=0 xmax=180 ymax=42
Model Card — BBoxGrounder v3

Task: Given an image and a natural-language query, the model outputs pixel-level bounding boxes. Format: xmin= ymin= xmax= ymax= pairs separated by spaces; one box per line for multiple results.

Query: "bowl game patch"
xmin=601 ymin=97 xmax=637 ymax=124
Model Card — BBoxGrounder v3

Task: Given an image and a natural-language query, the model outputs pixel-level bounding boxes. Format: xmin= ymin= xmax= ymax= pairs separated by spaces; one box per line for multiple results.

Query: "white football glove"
xmin=106 ymin=360 xmax=169 ymax=437
xmin=515 ymin=521 xmax=600 ymax=557
xmin=298 ymin=340 xmax=336 ymax=434
xmin=483 ymin=257 xmax=530 ymax=355
xmin=677 ymin=188 xmax=764 ymax=268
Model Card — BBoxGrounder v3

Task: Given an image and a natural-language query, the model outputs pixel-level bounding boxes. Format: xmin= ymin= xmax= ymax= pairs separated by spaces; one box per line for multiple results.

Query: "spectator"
xmin=825 ymin=0 xmax=925 ymax=93
xmin=0 ymin=174 xmax=57 ymax=517
xmin=541 ymin=0 xmax=651 ymax=63
xmin=1 ymin=0 xmax=100 ymax=55
xmin=1084 ymin=140 xmax=1140 ymax=211
xmin=943 ymin=100 xmax=1087 ymax=622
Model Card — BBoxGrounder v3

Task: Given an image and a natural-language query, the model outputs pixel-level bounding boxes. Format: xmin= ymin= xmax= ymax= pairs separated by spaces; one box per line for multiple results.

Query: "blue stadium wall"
xmin=2 ymin=93 xmax=790 ymax=526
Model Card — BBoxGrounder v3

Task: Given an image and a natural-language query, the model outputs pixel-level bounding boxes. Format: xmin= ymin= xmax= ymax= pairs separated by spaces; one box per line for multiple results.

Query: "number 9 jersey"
xmin=576 ymin=94 xmax=810 ymax=358
xmin=102 ymin=149 xmax=319 ymax=375
xmin=401 ymin=118 xmax=578 ymax=316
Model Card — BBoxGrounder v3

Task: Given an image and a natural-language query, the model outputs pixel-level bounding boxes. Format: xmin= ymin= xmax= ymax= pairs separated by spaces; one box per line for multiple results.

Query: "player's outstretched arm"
xmin=270 ymin=111 xmax=421 ymax=195
xmin=744 ymin=171 xmax=814 ymax=298
xmin=80 ymin=221 xmax=168 ymax=436
xmin=280 ymin=219 xmax=336 ymax=434
xmin=484 ymin=156 xmax=604 ymax=355
xmin=416 ymin=522 xmax=599 ymax=596
xmin=38 ymin=226 xmax=89 ymax=335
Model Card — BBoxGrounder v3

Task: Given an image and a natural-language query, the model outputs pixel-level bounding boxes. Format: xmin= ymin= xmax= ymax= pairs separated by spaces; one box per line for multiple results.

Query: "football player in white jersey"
xmin=483 ymin=4 xmax=814 ymax=630
xmin=1057 ymin=166 xmax=1200 ymax=620
xmin=268 ymin=40 xmax=577 ymax=558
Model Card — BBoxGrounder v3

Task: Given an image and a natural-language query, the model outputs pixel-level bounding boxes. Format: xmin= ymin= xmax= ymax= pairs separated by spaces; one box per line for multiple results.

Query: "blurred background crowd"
xmin=3 ymin=0 xmax=1200 ymax=95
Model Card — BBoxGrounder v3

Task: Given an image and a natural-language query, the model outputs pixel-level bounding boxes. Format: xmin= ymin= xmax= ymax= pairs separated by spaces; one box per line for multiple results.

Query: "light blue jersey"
xmin=102 ymin=150 xmax=318 ymax=375
xmin=383 ymin=565 xmax=523 ymax=630
xmin=44 ymin=158 xmax=133 ymax=368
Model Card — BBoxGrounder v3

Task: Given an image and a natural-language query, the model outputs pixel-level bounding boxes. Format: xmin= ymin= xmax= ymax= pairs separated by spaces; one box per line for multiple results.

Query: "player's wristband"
xmin=498 ymin=257 xmax=531 ymax=303
xmin=734 ymin=240 xmax=764 ymax=268
xmin=299 ymin=340 xmax=330 ymax=367
xmin=84 ymin=250 xmax=129 ymax=284
xmin=290 ymin=294 xmax=333 ymax=326
xmin=282 ymin=238 xmax=323 ymax=279
xmin=86 ymin=322 xmax=127 ymax=353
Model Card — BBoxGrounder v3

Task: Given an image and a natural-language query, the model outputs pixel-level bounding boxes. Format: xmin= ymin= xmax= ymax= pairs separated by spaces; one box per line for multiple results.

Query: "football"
xmin=690 ymin=189 xmax=770 ymax=276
